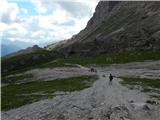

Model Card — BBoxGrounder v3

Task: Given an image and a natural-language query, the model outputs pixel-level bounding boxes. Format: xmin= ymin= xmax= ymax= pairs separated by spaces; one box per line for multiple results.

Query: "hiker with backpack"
xmin=109 ymin=73 xmax=113 ymax=85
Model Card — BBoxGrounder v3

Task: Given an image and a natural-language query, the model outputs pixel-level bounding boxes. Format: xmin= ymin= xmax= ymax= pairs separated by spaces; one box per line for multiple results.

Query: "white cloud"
xmin=29 ymin=0 xmax=99 ymax=21
xmin=30 ymin=0 xmax=99 ymax=15
xmin=30 ymin=0 xmax=49 ymax=14
xmin=0 ymin=0 xmax=19 ymax=23
xmin=0 ymin=22 xmax=8 ymax=31
xmin=21 ymin=8 xmax=28 ymax=15
xmin=1 ymin=0 xmax=100 ymax=47
xmin=38 ymin=7 xmax=74 ymax=30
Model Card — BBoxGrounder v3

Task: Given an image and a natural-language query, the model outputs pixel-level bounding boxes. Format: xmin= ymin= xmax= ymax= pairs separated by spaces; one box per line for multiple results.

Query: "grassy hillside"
xmin=2 ymin=75 xmax=98 ymax=111
xmin=2 ymin=51 xmax=160 ymax=77
xmin=1 ymin=50 xmax=64 ymax=77
xmin=39 ymin=51 xmax=160 ymax=68
xmin=2 ymin=74 xmax=33 ymax=84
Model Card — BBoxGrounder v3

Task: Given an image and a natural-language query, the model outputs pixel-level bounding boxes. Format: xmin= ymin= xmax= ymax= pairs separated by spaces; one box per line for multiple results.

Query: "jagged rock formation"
xmin=47 ymin=1 xmax=160 ymax=56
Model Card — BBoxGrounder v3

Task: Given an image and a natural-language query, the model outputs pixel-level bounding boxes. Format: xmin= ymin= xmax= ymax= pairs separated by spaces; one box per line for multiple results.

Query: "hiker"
xmin=90 ymin=68 xmax=94 ymax=72
xmin=109 ymin=73 xmax=113 ymax=85
xmin=90 ymin=68 xmax=97 ymax=73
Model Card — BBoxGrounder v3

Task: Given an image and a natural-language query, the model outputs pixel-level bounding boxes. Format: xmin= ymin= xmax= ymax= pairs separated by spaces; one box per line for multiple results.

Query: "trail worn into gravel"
xmin=2 ymin=61 xmax=160 ymax=120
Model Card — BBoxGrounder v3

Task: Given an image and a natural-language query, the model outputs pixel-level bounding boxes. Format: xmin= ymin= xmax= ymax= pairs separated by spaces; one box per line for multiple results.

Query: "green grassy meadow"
xmin=2 ymin=75 xmax=98 ymax=111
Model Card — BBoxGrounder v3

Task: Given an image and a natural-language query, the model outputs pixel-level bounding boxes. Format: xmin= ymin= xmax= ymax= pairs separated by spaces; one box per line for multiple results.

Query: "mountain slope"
xmin=4 ymin=45 xmax=43 ymax=58
xmin=47 ymin=1 xmax=160 ymax=55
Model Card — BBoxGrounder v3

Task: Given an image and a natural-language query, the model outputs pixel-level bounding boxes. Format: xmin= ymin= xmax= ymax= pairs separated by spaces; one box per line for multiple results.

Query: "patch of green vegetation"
xmin=43 ymin=52 xmax=160 ymax=67
xmin=2 ymin=95 xmax=52 ymax=111
xmin=120 ymin=77 xmax=160 ymax=89
xmin=2 ymin=74 xmax=33 ymax=84
xmin=119 ymin=77 xmax=160 ymax=100
xmin=1 ymin=50 xmax=64 ymax=77
xmin=1 ymin=75 xmax=98 ymax=111
xmin=2 ymin=51 xmax=160 ymax=76
xmin=39 ymin=60 xmax=76 ymax=68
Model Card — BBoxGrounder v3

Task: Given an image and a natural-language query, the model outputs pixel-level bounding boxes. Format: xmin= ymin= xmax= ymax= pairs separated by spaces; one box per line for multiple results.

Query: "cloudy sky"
xmin=0 ymin=0 xmax=100 ymax=55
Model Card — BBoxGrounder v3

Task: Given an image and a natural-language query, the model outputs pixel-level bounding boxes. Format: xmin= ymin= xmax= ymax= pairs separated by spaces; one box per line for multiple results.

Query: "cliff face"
xmin=87 ymin=1 xmax=120 ymax=27
xmin=48 ymin=1 xmax=160 ymax=55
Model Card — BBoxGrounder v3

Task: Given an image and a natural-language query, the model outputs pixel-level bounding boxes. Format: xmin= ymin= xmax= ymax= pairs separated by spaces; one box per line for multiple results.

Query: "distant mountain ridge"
xmin=1 ymin=40 xmax=34 ymax=57
xmin=4 ymin=45 xmax=43 ymax=58
xmin=1 ymin=44 xmax=22 ymax=57
xmin=46 ymin=1 xmax=160 ymax=56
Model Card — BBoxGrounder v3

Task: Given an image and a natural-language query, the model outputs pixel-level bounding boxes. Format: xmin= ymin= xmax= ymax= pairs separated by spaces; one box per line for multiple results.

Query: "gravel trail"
xmin=2 ymin=61 xmax=160 ymax=120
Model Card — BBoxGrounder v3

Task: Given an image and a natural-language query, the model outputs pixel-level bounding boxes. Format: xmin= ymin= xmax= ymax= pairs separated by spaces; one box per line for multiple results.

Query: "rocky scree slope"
xmin=48 ymin=1 xmax=160 ymax=56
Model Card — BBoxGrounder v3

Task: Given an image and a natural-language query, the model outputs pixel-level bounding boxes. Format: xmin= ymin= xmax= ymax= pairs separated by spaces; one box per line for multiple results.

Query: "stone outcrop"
xmin=47 ymin=1 xmax=160 ymax=56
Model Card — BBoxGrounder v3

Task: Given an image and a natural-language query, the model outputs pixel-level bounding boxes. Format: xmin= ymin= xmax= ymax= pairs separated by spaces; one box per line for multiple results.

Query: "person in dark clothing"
xmin=90 ymin=68 xmax=97 ymax=73
xmin=109 ymin=73 xmax=113 ymax=85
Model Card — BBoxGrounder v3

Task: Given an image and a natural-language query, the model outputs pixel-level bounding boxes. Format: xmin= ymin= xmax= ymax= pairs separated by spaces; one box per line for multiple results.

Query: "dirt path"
xmin=25 ymin=67 xmax=93 ymax=82
xmin=2 ymin=61 xmax=160 ymax=120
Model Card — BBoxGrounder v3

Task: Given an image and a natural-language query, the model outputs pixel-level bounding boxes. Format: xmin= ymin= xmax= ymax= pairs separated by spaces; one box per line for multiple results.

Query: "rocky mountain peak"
xmin=46 ymin=1 xmax=160 ymax=56
xmin=87 ymin=1 xmax=120 ymax=27
xmin=32 ymin=45 xmax=39 ymax=49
